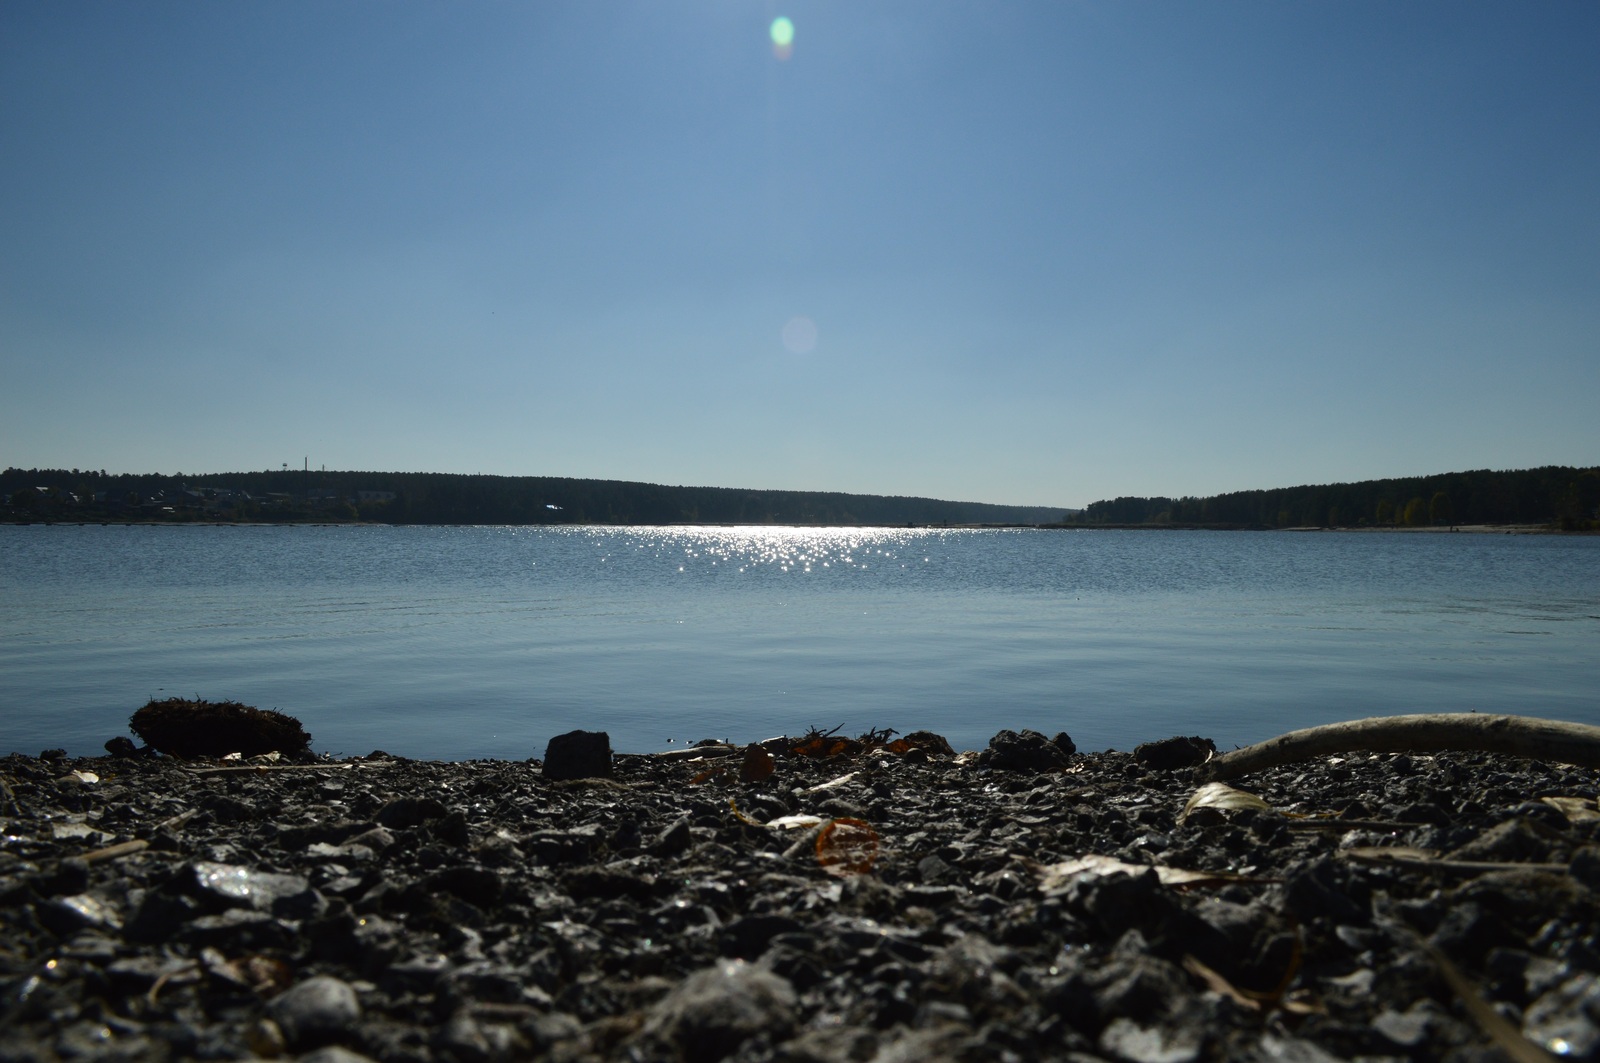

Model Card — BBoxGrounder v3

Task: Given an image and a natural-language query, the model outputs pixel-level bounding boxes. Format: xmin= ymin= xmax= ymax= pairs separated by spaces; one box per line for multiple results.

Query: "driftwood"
xmin=1196 ymin=713 xmax=1600 ymax=782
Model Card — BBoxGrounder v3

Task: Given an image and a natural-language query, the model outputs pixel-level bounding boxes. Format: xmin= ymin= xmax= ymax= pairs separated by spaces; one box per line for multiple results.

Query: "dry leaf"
xmin=792 ymin=737 xmax=862 ymax=758
xmin=1036 ymin=853 xmax=1269 ymax=893
xmin=1540 ymin=796 xmax=1600 ymax=825
xmin=727 ymin=799 xmax=766 ymax=827
xmin=1179 ymin=782 xmax=1273 ymax=824
xmin=816 ymin=818 xmax=879 ymax=877
xmin=1340 ymin=846 xmax=1442 ymax=865
xmin=766 ymin=814 xmax=826 ymax=830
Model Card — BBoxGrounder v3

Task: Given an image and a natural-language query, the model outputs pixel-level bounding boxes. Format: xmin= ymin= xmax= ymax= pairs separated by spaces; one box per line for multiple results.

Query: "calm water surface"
xmin=2 ymin=525 xmax=1596 ymax=759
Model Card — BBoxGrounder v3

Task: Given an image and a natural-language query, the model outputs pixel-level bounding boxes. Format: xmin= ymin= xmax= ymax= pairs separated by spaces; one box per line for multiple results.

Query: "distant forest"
xmin=4 ymin=465 xmax=1596 ymax=529
xmin=0 ymin=468 xmax=1067 ymax=526
xmin=1078 ymin=465 xmax=1600 ymax=530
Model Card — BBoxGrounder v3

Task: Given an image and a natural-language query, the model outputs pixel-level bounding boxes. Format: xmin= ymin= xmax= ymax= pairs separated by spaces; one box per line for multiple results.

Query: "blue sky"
xmin=3 ymin=2 xmax=1596 ymax=508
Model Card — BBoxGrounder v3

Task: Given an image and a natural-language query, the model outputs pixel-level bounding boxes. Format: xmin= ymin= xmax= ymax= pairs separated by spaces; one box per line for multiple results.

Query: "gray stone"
xmin=1524 ymin=973 xmax=1600 ymax=1060
xmin=297 ymin=1049 xmax=379 ymax=1063
xmin=177 ymin=860 xmax=322 ymax=918
xmin=269 ymin=974 xmax=362 ymax=1049
xmin=1098 ymin=1018 xmax=1203 ymax=1063
xmin=39 ymin=893 xmax=122 ymax=935
xmin=641 ymin=959 xmax=797 ymax=1062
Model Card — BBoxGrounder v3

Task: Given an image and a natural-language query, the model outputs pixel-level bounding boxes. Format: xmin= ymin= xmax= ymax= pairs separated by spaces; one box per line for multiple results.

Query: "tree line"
xmin=0 ymin=468 xmax=1067 ymax=527
xmin=1074 ymin=466 xmax=1600 ymax=530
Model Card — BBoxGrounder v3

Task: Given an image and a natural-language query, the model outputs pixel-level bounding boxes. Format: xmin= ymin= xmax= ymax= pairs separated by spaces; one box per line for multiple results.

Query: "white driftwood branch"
xmin=1196 ymin=713 xmax=1600 ymax=782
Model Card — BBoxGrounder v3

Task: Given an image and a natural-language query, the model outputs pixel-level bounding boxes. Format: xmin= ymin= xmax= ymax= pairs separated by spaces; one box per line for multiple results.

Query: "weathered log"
xmin=1196 ymin=713 xmax=1600 ymax=782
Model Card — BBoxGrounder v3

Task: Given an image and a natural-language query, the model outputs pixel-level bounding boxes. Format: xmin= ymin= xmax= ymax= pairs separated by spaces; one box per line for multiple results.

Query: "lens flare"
xmin=770 ymin=16 xmax=794 ymax=60
xmin=781 ymin=315 xmax=817 ymax=354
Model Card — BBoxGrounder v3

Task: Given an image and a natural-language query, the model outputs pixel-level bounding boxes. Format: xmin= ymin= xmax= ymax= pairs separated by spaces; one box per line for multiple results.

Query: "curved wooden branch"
xmin=1196 ymin=713 xmax=1600 ymax=782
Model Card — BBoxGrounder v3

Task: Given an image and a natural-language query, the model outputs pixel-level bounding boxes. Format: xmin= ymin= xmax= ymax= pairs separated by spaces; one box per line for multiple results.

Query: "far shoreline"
xmin=0 ymin=518 xmax=1583 ymax=534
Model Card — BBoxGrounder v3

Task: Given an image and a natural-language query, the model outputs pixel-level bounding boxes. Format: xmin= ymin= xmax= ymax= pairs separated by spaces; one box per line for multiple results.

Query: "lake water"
xmin=2 ymin=524 xmax=1597 ymax=761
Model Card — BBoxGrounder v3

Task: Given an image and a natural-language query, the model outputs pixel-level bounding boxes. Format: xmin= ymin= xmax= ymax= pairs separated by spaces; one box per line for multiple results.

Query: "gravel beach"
xmin=4 ymin=728 xmax=1600 ymax=1062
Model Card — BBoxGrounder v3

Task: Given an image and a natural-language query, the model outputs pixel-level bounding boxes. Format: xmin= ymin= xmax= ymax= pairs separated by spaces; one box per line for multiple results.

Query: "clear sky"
xmin=3 ymin=2 xmax=1596 ymax=508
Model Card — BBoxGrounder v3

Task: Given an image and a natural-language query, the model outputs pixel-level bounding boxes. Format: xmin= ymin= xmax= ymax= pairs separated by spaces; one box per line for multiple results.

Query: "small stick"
xmin=184 ymin=761 xmax=380 ymax=776
xmin=1197 ymin=714 xmax=1600 ymax=782
xmin=151 ymin=808 xmax=198 ymax=834
xmin=81 ymin=839 xmax=150 ymax=863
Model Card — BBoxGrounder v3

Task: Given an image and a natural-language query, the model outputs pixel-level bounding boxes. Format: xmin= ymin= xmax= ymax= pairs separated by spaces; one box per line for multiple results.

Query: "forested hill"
xmin=0 ymin=468 xmax=1067 ymax=526
xmin=1079 ymin=466 xmax=1600 ymax=529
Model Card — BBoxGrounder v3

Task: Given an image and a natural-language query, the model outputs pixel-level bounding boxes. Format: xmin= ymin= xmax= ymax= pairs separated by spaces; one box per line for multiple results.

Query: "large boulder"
xmin=129 ymin=698 xmax=311 ymax=759
xmin=543 ymin=729 xmax=613 ymax=780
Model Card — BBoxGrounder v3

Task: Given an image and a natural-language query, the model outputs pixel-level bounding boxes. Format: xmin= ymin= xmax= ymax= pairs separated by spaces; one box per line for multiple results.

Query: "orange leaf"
xmin=816 ymin=817 xmax=880 ymax=877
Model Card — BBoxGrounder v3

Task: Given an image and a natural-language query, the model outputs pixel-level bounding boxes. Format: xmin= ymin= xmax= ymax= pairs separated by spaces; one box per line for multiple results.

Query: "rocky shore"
xmin=4 ymin=728 xmax=1599 ymax=1062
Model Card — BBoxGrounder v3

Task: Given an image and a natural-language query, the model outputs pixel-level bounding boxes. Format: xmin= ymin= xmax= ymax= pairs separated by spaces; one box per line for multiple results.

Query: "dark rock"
xmin=722 ymin=914 xmax=804 ymax=959
xmin=179 ymin=908 xmax=294 ymax=951
xmin=423 ymin=866 xmax=504 ymax=909
xmin=1429 ymin=901 xmax=1520 ymax=964
xmin=901 ymin=730 xmax=955 ymax=756
xmin=525 ymin=824 xmax=608 ymax=865
xmin=918 ymin=854 xmax=955 ymax=884
xmin=268 ymin=974 xmax=362 ymax=1049
xmin=1282 ymin=855 xmax=1369 ymax=927
xmin=428 ymin=809 xmax=472 ymax=847
xmin=562 ymin=865 xmax=656 ymax=902
xmin=654 ymin=816 xmax=694 ymax=857
xmin=543 ymin=729 xmax=613 ymax=780
xmin=126 ymin=891 xmax=202 ymax=943
xmin=374 ymin=796 xmax=449 ymax=829
xmin=1092 ymin=953 xmax=1194 ymax=1023
xmin=1133 ymin=735 xmax=1217 ymax=771
xmin=1572 ymin=847 xmax=1600 ymax=891
xmin=1450 ymin=818 xmax=1556 ymax=863
xmin=103 ymin=737 xmax=138 ymax=757
xmin=978 ymin=729 xmax=1070 ymax=772
xmin=130 ymin=697 xmax=311 ymax=758
xmin=298 ymin=1049 xmax=380 ymax=1063
xmin=1050 ymin=731 xmax=1078 ymax=756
